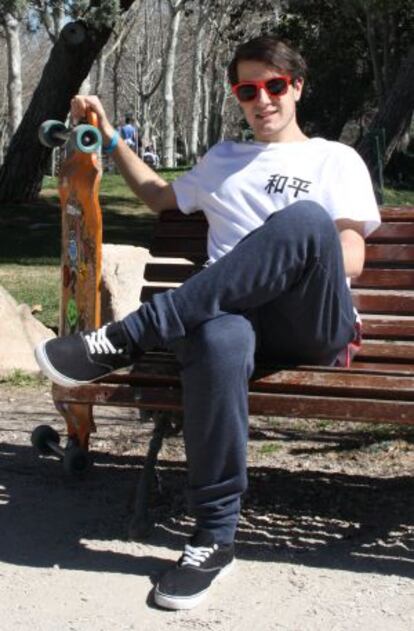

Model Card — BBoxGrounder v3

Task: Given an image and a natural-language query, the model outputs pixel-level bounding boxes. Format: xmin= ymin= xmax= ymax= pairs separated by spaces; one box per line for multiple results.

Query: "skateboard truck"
xmin=38 ymin=117 xmax=102 ymax=153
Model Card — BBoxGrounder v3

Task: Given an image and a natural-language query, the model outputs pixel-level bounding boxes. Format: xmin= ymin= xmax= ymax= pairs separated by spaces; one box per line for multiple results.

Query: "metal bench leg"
xmin=128 ymin=411 xmax=182 ymax=540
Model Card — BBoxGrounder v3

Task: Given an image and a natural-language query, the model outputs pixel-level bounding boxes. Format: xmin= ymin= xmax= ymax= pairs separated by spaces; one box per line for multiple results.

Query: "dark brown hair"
xmin=227 ymin=35 xmax=307 ymax=85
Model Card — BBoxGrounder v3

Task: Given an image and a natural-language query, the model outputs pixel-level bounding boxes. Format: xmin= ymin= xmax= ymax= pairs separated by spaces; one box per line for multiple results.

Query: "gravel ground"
xmin=0 ymin=383 xmax=413 ymax=631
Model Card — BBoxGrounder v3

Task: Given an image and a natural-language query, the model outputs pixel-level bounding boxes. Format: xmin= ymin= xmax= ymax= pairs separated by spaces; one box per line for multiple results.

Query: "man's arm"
xmin=71 ymin=95 xmax=177 ymax=214
xmin=335 ymin=219 xmax=366 ymax=278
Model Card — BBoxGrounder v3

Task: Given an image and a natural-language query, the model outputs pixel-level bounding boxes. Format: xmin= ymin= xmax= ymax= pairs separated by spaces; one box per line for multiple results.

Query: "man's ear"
xmin=293 ymin=77 xmax=304 ymax=101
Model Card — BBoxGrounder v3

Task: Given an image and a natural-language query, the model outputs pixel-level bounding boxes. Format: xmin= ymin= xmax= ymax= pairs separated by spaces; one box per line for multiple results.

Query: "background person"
xmin=142 ymin=144 xmax=160 ymax=169
xmin=120 ymin=116 xmax=138 ymax=152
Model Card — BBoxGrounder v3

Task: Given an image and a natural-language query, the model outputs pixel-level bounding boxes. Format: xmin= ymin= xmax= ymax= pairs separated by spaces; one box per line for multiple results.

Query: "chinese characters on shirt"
xmin=265 ymin=174 xmax=312 ymax=197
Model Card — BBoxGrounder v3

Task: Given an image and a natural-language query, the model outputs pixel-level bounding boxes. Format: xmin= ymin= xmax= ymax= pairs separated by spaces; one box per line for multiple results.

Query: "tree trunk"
xmin=4 ymin=12 xmax=23 ymax=136
xmin=0 ymin=115 xmax=7 ymax=165
xmin=364 ymin=9 xmax=384 ymax=106
xmin=189 ymin=4 xmax=206 ymax=164
xmin=52 ymin=1 xmax=66 ymax=39
xmin=94 ymin=51 xmax=106 ymax=98
xmin=112 ymin=49 xmax=123 ymax=125
xmin=201 ymin=64 xmax=210 ymax=154
xmin=208 ymin=62 xmax=226 ymax=146
xmin=356 ymin=44 xmax=414 ymax=177
xmin=0 ymin=0 xmax=136 ymax=203
xmin=0 ymin=20 xmax=112 ymax=202
xmin=140 ymin=97 xmax=152 ymax=146
xmin=162 ymin=8 xmax=182 ymax=168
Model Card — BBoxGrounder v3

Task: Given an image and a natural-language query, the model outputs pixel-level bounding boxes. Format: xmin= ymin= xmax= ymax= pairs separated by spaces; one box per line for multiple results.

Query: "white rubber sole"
xmin=34 ymin=339 xmax=90 ymax=388
xmin=154 ymin=558 xmax=236 ymax=611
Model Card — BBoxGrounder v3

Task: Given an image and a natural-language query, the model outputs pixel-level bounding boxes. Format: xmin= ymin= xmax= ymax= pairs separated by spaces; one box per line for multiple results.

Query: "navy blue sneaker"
xmin=154 ymin=530 xmax=235 ymax=610
xmin=34 ymin=322 xmax=141 ymax=387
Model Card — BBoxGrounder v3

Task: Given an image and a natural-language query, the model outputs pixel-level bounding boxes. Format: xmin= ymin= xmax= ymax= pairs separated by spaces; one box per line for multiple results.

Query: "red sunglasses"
xmin=231 ymin=76 xmax=292 ymax=102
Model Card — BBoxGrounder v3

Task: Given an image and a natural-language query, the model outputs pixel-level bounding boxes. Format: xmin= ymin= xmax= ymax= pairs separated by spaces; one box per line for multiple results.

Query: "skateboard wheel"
xmin=63 ymin=445 xmax=91 ymax=476
xmin=31 ymin=424 xmax=60 ymax=455
xmin=72 ymin=124 xmax=102 ymax=153
xmin=38 ymin=120 xmax=68 ymax=148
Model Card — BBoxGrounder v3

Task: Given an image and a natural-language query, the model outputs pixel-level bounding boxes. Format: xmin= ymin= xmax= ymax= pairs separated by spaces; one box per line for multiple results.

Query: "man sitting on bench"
xmin=35 ymin=35 xmax=380 ymax=610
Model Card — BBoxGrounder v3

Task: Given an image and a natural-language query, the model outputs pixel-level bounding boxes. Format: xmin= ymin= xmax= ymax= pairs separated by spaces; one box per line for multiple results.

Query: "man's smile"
xmin=255 ymin=109 xmax=279 ymax=119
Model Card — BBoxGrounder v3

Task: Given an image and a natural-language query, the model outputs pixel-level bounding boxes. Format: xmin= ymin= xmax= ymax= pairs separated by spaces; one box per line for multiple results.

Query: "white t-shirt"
xmin=172 ymin=137 xmax=381 ymax=264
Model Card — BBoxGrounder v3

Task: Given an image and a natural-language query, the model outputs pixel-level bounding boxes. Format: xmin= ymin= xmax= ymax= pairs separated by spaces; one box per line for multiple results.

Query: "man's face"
xmin=235 ymin=60 xmax=304 ymax=142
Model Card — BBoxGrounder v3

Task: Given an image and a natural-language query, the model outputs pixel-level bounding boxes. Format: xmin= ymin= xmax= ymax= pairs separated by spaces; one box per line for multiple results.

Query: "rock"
xmin=101 ymin=244 xmax=189 ymax=322
xmin=0 ymin=285 xmax=55 ymax=377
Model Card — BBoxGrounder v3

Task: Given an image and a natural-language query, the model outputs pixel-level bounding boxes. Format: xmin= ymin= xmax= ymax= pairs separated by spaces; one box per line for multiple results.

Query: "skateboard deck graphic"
xmin=59 ymin=145 xmax=102 ymax=335
xmin=39 ymin=112 xmax=103 ymax=335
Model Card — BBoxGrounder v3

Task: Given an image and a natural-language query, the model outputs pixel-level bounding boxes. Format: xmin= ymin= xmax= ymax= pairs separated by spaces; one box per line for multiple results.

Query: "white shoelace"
xmin=84 ymin=326 xmax=122 ymax=355
xmin=181 ymin=543 xmax=218 ymax=568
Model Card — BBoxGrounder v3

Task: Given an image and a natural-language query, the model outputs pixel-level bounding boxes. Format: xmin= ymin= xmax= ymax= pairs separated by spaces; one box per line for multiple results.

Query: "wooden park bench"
xmin=48 ymin=203 xmax=414 ymax=536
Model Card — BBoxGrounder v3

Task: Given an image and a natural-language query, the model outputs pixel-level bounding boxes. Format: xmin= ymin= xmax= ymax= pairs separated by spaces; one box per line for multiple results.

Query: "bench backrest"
xmin=141 ymin=206 xmax=414 ymax=373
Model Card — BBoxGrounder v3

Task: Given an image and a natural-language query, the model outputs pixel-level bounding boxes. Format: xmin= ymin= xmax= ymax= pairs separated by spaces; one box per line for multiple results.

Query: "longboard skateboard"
xmin=39 ymin=113 xmax=103 ymax=333
xmin=33 ymin=112 xmax=103 ymax=473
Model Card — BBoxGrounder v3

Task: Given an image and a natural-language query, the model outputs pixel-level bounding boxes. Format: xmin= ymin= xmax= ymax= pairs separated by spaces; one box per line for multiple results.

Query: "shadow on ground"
xmin=0 ymin=434 xmax=412 ymax=582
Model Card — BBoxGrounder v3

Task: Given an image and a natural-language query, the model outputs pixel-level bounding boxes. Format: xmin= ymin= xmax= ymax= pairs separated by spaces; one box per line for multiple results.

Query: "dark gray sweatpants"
xmin=124 ymin=201 xmax=356 ymax=543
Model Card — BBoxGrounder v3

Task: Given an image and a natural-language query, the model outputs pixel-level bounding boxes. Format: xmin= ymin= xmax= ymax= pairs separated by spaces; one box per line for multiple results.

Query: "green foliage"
xmin=383 ymin=187 xmax=414 ymax=206
xmin=0 ymin=0 xmax=28 ymax=17
xmin=264 ymin=0 xmax=414 ymax=139
xmin=71 ymin=0 xmax=121 ymax=29
xmin=274 ymin=1 xmax=372 ymax=138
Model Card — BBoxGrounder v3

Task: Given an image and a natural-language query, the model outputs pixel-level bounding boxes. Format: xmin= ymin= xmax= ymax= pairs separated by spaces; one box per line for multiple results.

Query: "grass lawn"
xmin=382 ymin=186 xmax=414 ymax=206
xmin=0 ymin=172 xmax=413 ymax=330
xmin=0 ymin=173 xmax=164 ymax=328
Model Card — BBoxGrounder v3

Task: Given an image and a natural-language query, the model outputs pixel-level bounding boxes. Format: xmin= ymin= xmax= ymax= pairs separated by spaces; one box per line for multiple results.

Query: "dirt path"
xmin=0 ymin=383 xmax=413 ymax=631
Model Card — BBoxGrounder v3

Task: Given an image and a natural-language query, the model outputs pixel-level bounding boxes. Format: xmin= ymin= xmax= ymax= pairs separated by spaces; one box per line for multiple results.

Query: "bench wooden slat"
xmin=368 ymin=223 xmax=414 ymax=243
xmin=365 ymin=243 xmax=414 ymax=264
xmin=146 ymin=263 xmax=414 ymax=289
xmin=144 ymin=263 xmax=201 ymax=283
xmin=349 ymin=360 xmax=414 ymax=373
xmin=370 ymin=222 xmax=414 ymax=240
xmin=153 ymin=221 xmax=414 ymax=243
xmin=99 ymin=363 xmax=414 ymax=400
xmin=360 ymin=315 xmax=414 ymax=339
xmin=252 ymin=369 xmax=414 ymax=399
xmin=352 ymin=290 xmax=414 ymax=314
xmin=159 ymin=209 xmax=205 ymax=222
xmin=52 ymin=383 xmax=414 ymax=424
xmin=150 ymin=237 xmax=207 ymax=259
xmin=150 ymin=238 xmax=414 ymax=265
xmin=158 ymin=207 xmax=413 ymax=224
xmin=98 ymin=354 xmax=414 ymax=386
xmin=156 ymin=223 xmax=207 ymax=238
xmin=355 ymin=340 xmax=414 ymax=362
xmin=352 ymin=269 xmax=414 ymax=289
xmin=248 ymin=393 xmax=414 ymax=423
xmin=379 ymin=207 xmax=414 ymax=222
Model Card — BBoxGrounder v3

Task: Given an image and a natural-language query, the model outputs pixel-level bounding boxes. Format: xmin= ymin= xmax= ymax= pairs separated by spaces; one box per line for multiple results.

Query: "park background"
xmin=0 ymin=5 xmax=413 ymax=628
xmin=0 ymin=0 xmax=413 ymax=338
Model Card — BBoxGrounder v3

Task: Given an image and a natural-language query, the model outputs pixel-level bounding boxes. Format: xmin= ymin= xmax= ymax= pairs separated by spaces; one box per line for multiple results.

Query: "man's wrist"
xmin=100 ymin=123 xmax=115 ymax=145
xmin=103 ymin=130 xmax=120 ymax=154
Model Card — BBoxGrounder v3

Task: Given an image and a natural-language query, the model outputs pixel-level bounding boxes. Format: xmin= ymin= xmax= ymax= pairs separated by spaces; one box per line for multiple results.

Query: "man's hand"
xmin=69 ymin=94 xmax=178 ymax=214
xmin=70 ymin=95 xmax=114 ymax=145
xmin=335 ymin=219 xmax=366 ymax=278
